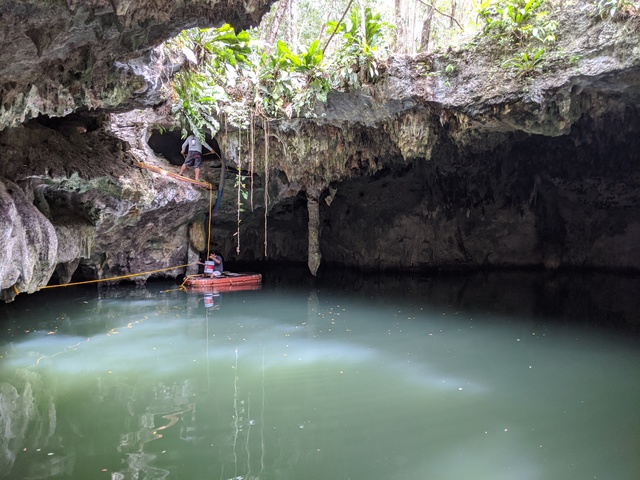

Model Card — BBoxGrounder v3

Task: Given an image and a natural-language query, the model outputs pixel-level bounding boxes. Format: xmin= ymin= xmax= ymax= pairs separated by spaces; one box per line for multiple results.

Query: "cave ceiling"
xmin=0 ymin=0 xmax=274 ymax=129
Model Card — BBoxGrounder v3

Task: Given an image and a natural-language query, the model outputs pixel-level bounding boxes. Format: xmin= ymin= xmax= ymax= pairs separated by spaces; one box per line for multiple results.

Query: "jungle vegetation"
xmin=164 ymin=0 xmax=637 ymax=137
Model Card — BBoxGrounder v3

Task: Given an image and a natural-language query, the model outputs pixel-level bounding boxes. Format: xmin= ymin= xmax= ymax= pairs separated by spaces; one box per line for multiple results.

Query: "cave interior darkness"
xmin=148 ymin=129 xmax=221 ymax=166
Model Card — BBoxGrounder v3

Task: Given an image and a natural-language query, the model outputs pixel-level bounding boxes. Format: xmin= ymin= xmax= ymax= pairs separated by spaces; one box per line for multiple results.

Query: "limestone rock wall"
xmin=0 ymin=0 xmax=273 ymax=130
xmin=210 ymin=7 xmax=640 ymax=273
xmin=0 ymin=179 xmax=57 ymax=301
xmin=216 ymin=87 xmax=640 ymax=272
xmin=0 ymin=0 xmax=273 ymax=300
xmin=0 ymin=113 xmax=214 ymax=301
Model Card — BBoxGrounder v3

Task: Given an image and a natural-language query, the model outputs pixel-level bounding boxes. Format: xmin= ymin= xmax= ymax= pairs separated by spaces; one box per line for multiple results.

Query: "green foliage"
xmin=568 ymin=53 xmax=583 ymax=64
xmin=257 ymin=39 xmax=330 ymax=118
xmin=164 ymin=3 xmax=395 ymax=138
xmin=477 ymin=0 xmax=557 ymax=46
xmin=326 ymin=6 xmax=393 ymax=89
xmin=165 ymin=24 xmax=332 ymax=137
xmin=167 ymin=26 xmax=253 ymax=138
xmin=595 ymin=0 xmax=638 ymax=19
xmin=502 ymin=47 xmax=546 ymax=76
xmin=476 ymin=0 xmax=558 ymax=79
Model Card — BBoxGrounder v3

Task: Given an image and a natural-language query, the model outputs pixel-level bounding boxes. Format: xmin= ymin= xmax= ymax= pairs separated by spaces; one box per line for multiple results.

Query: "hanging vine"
xmin=250 ymin=112 xmax=255 ymax=212
xmin=236 ymin=128 xmax=242 ymax=255
xmin=163 ymin=8 xmax=395 ymax=264
xmin=263 ymin=116 xmax=270 ymax=258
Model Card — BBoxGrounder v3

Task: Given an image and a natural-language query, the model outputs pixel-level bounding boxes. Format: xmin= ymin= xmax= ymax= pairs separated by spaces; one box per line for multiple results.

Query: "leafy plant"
xmin=595 ymin=0 xmax=638 ymax=19
xmin=568 ymin=53 xmax=583 ymax=64
xmin=257 ymin=39 xmax=330 ymax=118
xmin=502 ymin=47 xmax=546 ymax=76
xmin=475 ymin=0 xmax=558 ymax=79
xmin=326 ymin=6 xmax=393 ymax=89
xmin=166 ymin=26 xmax=254 ymax=138
xmin=164 ymin=23 xmax=332 ymax=137
xmin=477 ymin=0 xmax=557 ymax=46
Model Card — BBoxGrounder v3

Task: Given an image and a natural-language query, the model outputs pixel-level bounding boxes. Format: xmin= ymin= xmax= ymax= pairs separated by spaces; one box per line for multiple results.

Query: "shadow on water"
xmin=256 ymin=264 xmax=640 ymax=332
xmin=2 ymin=266 xmax=639 ymax=335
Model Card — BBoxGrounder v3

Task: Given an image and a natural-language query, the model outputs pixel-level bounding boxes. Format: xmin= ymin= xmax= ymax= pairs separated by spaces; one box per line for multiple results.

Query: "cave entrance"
xmin=147 ymin=128 xmax=222 ymax=166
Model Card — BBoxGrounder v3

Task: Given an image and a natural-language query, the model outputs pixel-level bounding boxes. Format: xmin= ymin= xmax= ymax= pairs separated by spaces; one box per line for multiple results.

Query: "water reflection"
xmin=0 ymin=271 xmax=639 ymax=480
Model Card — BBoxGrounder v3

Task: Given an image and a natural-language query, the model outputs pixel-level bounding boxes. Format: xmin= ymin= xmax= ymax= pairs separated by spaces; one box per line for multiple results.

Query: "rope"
xmin=179 ymin=273 xmax=205 ymax=291
xmin=250 ymin=113 xmax=255 ymax=211
xmin=39 ymin=263 xmax=199 ymax=289
xmin=207 ymin=182 xmax=213 ymax=259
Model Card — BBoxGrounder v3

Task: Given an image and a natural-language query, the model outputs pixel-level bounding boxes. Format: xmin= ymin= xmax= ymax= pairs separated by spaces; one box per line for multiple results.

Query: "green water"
xmin=0 ymin=271 xmax=639 ymax=480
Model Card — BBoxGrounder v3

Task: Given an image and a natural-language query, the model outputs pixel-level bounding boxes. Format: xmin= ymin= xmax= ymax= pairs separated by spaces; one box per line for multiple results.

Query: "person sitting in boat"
xmin=208 ymin=252 xmax=224 ymax=277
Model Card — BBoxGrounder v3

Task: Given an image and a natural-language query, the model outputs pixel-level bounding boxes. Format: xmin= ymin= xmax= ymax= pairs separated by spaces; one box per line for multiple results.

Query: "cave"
xmin=1 ymin=2 xmax=640 ymax=479
xmin=147 ymin=128 xmax=222 ymax=166
xmin=0 ymin=1 xmax=638 ymax=301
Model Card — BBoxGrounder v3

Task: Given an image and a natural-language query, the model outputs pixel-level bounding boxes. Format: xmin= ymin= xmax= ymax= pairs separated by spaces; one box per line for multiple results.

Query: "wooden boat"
xmin=183 ymin=272 xmax=262 ymax=292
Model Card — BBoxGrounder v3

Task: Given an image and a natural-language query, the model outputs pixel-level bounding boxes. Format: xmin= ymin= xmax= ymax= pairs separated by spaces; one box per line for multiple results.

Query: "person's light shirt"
xmin=182 ymin=135 xmax=212 ymax=153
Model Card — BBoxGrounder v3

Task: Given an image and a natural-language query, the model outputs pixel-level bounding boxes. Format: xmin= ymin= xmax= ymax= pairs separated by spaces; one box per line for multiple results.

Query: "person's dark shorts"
xmin=184 ymin=151 xmax=202 ymax=168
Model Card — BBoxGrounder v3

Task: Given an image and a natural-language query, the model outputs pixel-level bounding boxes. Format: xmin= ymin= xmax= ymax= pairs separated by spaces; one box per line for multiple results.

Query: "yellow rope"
xmin=179 ymin=273 xmax=203 ymax=291
xmin=207 ymin=183 xmax=213 ymax=259
xmin=40 ymin=263 xmax=199 ymax=289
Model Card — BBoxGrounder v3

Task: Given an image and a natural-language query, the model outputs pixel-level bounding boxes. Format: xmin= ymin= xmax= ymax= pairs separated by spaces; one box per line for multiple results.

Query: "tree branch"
xmin=322 ymin=0 xmax=356 ymax=55
xmin=416 ymin=0 xmax=464 ymax=31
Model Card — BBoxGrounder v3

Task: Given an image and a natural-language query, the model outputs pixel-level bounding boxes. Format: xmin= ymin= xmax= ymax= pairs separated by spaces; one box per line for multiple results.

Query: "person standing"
xmin=180 ymin=133 xmax=214 ymax=181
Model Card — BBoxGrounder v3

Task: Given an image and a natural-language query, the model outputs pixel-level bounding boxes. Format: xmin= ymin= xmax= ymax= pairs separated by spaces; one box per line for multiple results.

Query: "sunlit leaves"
xmin=476 ymin=0 xmax=556 ymax=46
xmin=475 ymin=0 xmax=558 ymax=78
xmin=165 ymin=21 xmax=336 ymax=135
xmin=182 ymin=46 xmax=198 ymax=64
xmin=327 ymin=6 xmax=393 ymax=88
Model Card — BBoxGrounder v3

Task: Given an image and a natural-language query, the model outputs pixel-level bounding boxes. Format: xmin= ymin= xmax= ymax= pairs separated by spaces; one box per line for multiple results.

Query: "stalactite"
xmin=306 ymin=188 xmax=321 ymax=276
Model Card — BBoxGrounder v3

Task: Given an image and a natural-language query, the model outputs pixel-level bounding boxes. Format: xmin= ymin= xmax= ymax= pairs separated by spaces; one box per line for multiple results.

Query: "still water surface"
xmin=0 ymin=271 xmax=639 ymax=480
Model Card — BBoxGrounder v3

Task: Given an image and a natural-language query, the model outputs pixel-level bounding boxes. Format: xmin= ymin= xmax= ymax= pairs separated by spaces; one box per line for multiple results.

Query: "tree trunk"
xmin=419 ymin=5 xmax=434 ymax=52
xmin=450 ymin=0 xmax=457 ymax=29
xmin=359 ymin=0 xmax=367 ymax=44
xmin=265 ymin=0 xmax=291 ymax=52
xmin=411 ymin=0 xmax=418 ymax=54
xmin=287 ymin=0 xmax=297 ymax=46
xmin=394 ymin=0 xmax=405 ymax=53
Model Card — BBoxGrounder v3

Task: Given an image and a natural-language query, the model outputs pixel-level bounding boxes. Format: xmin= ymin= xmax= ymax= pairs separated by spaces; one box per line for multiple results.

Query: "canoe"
xmin=183 ymin=272 xmax=262 ymax=292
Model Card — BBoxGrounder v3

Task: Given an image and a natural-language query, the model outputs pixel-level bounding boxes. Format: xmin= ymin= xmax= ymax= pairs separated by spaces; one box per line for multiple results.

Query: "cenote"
xmin=1 ymin=269 xmax=639 ymax=480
